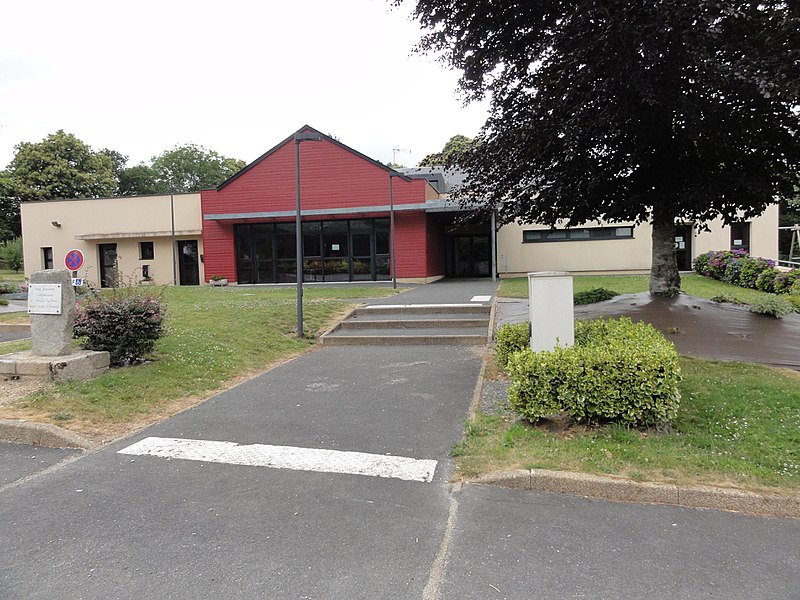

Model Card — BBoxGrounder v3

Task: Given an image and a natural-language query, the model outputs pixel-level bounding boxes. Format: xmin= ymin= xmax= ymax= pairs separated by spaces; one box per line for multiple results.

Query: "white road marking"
xmin=470 ymin=295 xmax=492 ymax=302
xmin=118 ymin=436 xmax=438 ymax=483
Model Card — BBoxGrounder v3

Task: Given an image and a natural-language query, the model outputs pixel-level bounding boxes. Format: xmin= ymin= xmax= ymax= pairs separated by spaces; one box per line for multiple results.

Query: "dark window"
xmin=523 ymin=226 xmax=634 ymax=243
xmin=730 ymin=222 xmax=750 ymax=253
xmin=139 ymin=241 xmax=154 ymax=260
xmin=42 ymin=247 xmax=54 ymax=270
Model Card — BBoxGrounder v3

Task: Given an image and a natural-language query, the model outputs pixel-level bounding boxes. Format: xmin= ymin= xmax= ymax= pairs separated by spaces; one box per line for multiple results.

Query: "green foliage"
xmin=0 ymin=298 xmax=8 ymax=306
xmin=6 ymin=130 xmax=117 ymax=203
xmin=507 ymin=318 xmax=681 ymax=426
xmin=747 ymin=295 xmax=796 ymax=318
xmin=0 ymin=237 xmax=23 ymax=272
xmin=573 ymin=287 xmax=619 ymax=305
xmin=419 ymin=134 xmax=474 ymax=167
xmin=405 ymin=1 xmax=799 ymax=295
xmin=695 ymin=249 xmax=799 ymax=295
xmin=118 ymin=164 xmax=166 ymax=196
xmin=73 ymin=288 xmax=166 ymax=366
xmin=495 ymin=322 xmax=530 ymax=368
xmin=150 ymin=144 xmax=246 ymax=192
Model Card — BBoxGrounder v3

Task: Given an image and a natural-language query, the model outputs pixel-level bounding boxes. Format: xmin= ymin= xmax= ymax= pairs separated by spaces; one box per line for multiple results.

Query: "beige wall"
xmin=497 ymin=205 xmax=779 ymax=276
xmin=21 ymin=193 xmax=204 ymax=287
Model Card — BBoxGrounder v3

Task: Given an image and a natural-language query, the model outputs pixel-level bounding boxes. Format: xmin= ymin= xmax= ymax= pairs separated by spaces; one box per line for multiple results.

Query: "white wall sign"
xmin=28 ymin=283 xmax=62 ymax=315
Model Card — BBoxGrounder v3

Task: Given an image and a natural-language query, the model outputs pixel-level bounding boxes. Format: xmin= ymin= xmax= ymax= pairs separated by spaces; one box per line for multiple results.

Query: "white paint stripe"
xmin=118 ymin=437 xmax=438 ymax=483
xmin=470 ymin=295 xmax=492 ymax=302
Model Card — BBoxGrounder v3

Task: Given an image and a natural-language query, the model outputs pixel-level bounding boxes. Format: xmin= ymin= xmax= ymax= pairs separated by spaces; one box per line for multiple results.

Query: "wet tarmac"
xmin=498 ymin=293 xmax=800 ymax=370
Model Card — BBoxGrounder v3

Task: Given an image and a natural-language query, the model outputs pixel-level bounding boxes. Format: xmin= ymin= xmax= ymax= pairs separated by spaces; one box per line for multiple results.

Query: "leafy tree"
xmin=0 ymin=237 xmax=23 ymax=272
xmin=0 ymin=174 xmax=19 ymax=241
xmin=118 ymin=164 xmax=166 ymax=196
xmin=150 ymin=144 xmax=245 ymax=193
xmin=419 ymin=134 xmax=473 ymax=167
xmin=400 ymin=1 xmax=800 ymax=296
xmin=6 ymin=130 xmax=117 ymax=203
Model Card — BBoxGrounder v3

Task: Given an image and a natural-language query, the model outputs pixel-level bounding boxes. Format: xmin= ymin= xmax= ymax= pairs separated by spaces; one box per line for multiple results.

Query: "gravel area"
xmin=480 ymin=378 xmax=513 ymax=416
xmin=0 ymin=378 xmax=52 ymax=406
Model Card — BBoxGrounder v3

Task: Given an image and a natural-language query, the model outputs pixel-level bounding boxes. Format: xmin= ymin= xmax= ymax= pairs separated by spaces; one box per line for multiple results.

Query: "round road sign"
xmin=65 ymin=249 xmax=85 ymax=271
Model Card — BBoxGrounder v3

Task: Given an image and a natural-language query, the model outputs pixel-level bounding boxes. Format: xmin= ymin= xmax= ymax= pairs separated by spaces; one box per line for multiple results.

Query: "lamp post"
xmin=295 ymin=132 xmax=323 ymax=338
xmin=389 ymin=174 xmax=397 ymax=289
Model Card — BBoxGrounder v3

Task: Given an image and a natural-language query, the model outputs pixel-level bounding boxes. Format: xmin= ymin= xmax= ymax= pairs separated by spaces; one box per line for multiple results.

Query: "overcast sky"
xmin=0 ymin=0 xmax=489 ymax=170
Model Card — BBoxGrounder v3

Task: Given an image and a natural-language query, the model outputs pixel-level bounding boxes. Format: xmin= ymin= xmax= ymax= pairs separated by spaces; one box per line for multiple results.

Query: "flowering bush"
xmin=74 ymin=288 xmax=165 ymax=366
xmin=693 ymin=250 xmax=797 ymax=295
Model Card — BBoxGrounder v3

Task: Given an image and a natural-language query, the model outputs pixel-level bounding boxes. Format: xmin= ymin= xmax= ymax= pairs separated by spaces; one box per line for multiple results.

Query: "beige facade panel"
xmin=21 ymin=193 xmax=204 ymax=287
xmin=497 ymin=205 xmax=779 ymax=276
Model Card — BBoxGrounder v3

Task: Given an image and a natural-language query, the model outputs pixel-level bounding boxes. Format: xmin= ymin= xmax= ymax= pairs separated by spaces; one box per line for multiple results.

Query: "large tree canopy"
xmin=401 ymin=0 xmax=800 ymax=295
xmin=149 ymin=144 xmax=246 ymax=193
xmin=6 ymin=130 xmax=117 ymax=203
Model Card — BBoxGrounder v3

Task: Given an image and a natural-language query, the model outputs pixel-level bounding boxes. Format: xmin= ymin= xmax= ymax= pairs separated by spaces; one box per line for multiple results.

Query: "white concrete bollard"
xmin=528 ymin=271 xmax=574 ymax=352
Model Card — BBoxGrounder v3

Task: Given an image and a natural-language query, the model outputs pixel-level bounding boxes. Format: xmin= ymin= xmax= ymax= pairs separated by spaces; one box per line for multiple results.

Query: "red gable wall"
xmin=200 ymin=132 xmax=438 ymax=282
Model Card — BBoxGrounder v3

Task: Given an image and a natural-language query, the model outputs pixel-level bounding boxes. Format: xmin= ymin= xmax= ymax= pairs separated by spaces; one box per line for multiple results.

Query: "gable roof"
xmin=216 ymin=124 xmax=411 ymax=191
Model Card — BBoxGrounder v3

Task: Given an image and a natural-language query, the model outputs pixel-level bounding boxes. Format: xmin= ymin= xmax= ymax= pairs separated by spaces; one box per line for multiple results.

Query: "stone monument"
xmin=0 ymin=269 xmax=109 ymax=382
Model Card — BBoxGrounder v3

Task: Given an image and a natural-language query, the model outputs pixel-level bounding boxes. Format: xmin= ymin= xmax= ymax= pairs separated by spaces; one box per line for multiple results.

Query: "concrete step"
xmin=338 ymin=318 xmax=489 ymax=330
xmin=321 ymin=333 xmax=489 ymax=346
xmin=320 ymin=301 xmax=494 ymax=346
xmin=354 ymin=303 xmax=491 ymax=316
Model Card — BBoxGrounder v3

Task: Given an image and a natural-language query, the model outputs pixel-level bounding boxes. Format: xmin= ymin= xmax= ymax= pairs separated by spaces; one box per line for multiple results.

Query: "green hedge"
xmin=507 ymin=317 xmax=681 ymax=426
xmin=496 ymin=322 xmax=531 ymax=368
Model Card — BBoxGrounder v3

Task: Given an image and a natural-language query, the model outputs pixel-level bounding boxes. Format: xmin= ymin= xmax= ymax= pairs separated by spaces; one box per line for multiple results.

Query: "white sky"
xmin=0 ymin=0 xmax=489 ymax=170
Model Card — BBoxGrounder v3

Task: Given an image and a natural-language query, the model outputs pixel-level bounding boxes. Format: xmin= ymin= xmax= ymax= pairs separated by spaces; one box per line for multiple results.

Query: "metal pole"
xmin=389 ymin=174 xmax=397 ymax=289
xmin=295 ymin=140 xmax=304 ymax=338
xmin=170 ymin=193 xmax=177 ymax=286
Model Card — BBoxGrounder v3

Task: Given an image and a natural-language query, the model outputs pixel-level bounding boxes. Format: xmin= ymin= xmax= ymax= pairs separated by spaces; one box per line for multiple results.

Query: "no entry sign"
xmin=65 ymin=249 xmax=85 ymax=271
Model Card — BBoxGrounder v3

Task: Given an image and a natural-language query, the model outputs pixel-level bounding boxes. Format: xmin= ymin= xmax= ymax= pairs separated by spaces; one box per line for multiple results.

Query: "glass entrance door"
xmin=449 ymin=235 xmax=491 ymax=277
xmin=177 ymin=240 xmax=200 ymax=286
xmin=98 ymin=243 xmax=118 ymax=288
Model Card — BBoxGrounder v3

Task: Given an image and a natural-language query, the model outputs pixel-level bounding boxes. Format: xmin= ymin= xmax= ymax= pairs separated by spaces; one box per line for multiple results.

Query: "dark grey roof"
xmin=398 ymin=167 xmax=468 ymax=194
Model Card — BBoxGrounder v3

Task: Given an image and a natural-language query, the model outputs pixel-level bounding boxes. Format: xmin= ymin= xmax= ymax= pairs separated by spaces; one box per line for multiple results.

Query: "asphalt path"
xmin=440 ymin=485 xmax=800 ymax=600
xmin=0 ymin=345 xmax=481 ymax=599
xmin=0 ymin=442 xmax=79 ymax=487
xmin=1 ymin=341 xmax=798 ymax=598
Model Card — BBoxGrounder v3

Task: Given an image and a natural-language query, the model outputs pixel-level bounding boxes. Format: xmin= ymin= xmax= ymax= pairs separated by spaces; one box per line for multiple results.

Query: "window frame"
xmin=522 ymin=226 xmax=634 ymax=243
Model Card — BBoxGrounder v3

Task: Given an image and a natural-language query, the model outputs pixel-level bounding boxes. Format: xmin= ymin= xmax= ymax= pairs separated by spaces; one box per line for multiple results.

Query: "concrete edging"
xmin=0 ymin=419 xmax=95 ymax=450
xmin=469 ymin=469 xmax=800 ymax=518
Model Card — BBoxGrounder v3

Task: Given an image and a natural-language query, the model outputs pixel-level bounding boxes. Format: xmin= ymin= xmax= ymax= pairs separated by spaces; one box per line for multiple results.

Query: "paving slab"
xmin=369 ymin=278 xmax=499 ymax=305
xmin=439 ymin=485 xmax=800 ymax=600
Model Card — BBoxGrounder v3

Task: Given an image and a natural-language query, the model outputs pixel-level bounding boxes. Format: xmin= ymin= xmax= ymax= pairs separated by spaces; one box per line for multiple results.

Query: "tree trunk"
xmin=649 ymin=203 xmax=681 ymax=296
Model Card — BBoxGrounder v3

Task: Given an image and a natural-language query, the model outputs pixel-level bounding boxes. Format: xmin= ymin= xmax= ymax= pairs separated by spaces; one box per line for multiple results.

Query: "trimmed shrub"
xmin=694 ymin=249 xmax=800 ymax=295
xmin=495 ymin=322 xmax=530 ymax=369
xmin=747 ymin=295 xmax=796 ymax=318
xmin=507 ymin=317 xmax=681 ymax=427
xmin=573 ymin=287 xmax=619 ymax=305
xmin=74 ymin=288 xmax=165 ymax=366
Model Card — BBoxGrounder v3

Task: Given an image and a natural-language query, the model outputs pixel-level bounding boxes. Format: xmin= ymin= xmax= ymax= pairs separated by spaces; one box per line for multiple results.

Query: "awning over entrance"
xmin=203 ymin=199 xmax=476 ymax=221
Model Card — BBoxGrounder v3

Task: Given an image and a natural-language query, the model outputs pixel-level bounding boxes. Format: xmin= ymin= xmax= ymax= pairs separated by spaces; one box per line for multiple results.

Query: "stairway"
xmin=320 ymin=303 xmax=493 ymax=346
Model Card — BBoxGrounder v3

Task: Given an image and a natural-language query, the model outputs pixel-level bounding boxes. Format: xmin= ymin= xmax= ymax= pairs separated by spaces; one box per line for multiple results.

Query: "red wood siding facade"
xmin=201 ymin=128 xmax=442 ymax=283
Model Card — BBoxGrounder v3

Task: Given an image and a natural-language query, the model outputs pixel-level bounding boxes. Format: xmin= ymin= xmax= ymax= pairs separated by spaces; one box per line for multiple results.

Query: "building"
xmin=21 ymin=193 xmax=203 ymax=287
xmin=200 ymin=126 xmax=496 ymax=284
xmin=19 ymin=125 xmax=779 ymax=286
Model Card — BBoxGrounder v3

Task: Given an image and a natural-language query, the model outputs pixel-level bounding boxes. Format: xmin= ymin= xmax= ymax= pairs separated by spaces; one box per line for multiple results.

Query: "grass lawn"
xmin=498 ymin=273 xmax=782 ymax=305
xmin=457 ymin=357 xmax=800 ymax=493
xmin=0 ymin=285 xmax=401 ymax=441
xmin=0 ymin=269 xmax=25 ymax=282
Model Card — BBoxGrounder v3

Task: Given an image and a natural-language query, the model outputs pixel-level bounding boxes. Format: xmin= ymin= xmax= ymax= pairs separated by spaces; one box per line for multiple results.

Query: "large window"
xmin=235 ymin=218 xmax=391 ymax=284
xmin=730 ymin=222 xmax=750 ymax=253
xmin=523 ymin=226 xmax=634 ymax=243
